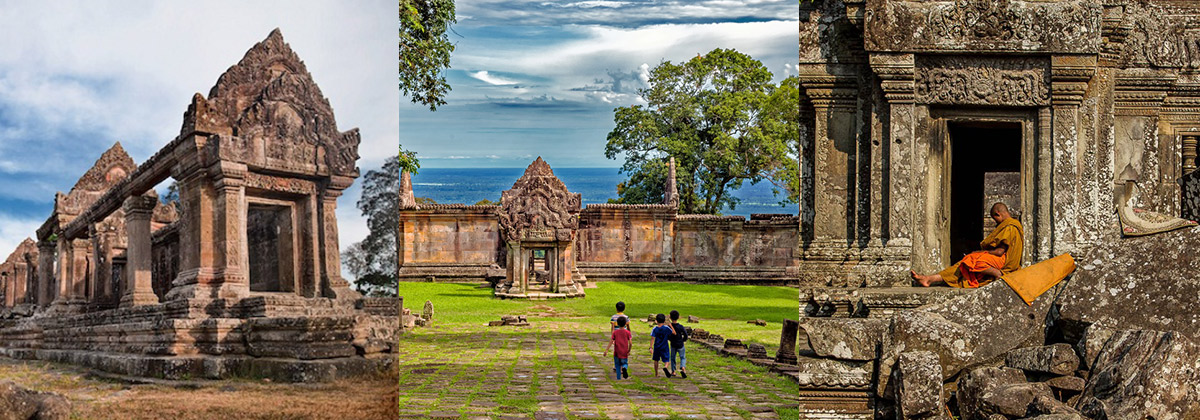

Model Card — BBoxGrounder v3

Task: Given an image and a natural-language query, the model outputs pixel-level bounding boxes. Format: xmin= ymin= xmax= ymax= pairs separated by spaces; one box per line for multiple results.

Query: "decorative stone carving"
xmin=865 ymin=0 xmax=1101 ymax=54
xmin=496 ymin=157 xmax=581 ymax=243
xmin=915 ymin=56 xmax=1050 ymax=106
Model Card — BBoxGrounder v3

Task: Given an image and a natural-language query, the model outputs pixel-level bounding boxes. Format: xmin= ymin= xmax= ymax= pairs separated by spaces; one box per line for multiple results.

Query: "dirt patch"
xmin=0 ymin=358 xmax=397 ymax=420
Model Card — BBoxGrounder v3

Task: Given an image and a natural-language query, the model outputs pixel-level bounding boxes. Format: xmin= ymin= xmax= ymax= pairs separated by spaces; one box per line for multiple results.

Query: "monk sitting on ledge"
xmin=911 ymin=202 xmax=1025 ymax=288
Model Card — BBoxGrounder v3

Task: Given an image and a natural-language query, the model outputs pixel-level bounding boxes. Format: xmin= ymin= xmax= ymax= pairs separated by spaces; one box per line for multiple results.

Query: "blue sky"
xmin=400 ymin=0 xmax=801 ymax=168
xmin=0 ymin=0 xmax=395 ymax=272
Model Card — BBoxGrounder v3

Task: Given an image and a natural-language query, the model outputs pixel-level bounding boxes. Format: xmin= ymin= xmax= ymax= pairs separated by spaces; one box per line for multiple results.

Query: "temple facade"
xmin=399 ymin=158 xmax=799 ymax=298
xmin=0 ymin=29 xmax=395 ymax=382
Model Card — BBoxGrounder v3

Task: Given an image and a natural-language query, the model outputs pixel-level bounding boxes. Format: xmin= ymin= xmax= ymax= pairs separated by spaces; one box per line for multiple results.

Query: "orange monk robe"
xmin=955 ymin=251 xmax=1006 ymax=288
xmin=937 ymin=218 xmax=1025 ymax=286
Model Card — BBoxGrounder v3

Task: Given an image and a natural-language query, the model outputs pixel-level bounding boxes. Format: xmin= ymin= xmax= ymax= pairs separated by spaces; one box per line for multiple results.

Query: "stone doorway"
xmin=948 ymin=121 xmax=1022 ymax=261
xmin=247 ymin=204 xmax=295 ymax=293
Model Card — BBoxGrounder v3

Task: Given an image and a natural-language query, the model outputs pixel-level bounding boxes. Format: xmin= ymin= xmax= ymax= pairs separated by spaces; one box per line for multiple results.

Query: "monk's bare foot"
xmin=910 ymin=271 xmax=936 ymax=287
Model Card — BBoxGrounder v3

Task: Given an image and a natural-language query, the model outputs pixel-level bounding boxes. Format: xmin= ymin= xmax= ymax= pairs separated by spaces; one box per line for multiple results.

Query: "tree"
xmin=605 ymin=49 xmax=799 ymax=214
xmin=342 ymin=156 xmax=400 ymax=296
xmin=400 ymin=0 xmax=456 ymax=111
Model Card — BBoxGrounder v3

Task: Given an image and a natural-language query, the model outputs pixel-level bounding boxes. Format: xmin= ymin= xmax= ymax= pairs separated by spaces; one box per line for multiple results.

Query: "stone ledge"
xmin=0 ymin=350 xmax=389 ymax=383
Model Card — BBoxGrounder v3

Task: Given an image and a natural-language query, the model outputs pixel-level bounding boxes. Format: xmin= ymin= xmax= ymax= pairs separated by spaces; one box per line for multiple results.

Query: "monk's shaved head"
xmin=990 ymin=202 xmax=1009 ymax=216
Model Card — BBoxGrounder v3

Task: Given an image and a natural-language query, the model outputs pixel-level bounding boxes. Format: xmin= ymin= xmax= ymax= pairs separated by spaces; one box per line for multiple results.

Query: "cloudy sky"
xmin=399 ymin=0 xmax=800 ymax=168
xmin=0 ymin=0 xmax=395 ymax=278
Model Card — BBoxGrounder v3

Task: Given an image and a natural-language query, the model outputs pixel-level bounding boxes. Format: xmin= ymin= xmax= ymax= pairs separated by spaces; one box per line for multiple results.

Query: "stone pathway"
xmin=397 ymin=325 xmax=798 ymax=419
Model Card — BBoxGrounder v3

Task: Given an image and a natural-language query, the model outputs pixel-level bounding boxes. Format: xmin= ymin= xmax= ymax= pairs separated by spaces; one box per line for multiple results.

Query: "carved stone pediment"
xmin=56 ymin=143 xmax=136 ymax=216
xmin=915 ymin=56 xmax=1050 ymax=106
xmin=182 ymin=29 xmax=360 ymax=177
xmin=865 ymin=0 xmax=1101 ymax=54
xmin=497 ymin=158 xmax=582 ymax=242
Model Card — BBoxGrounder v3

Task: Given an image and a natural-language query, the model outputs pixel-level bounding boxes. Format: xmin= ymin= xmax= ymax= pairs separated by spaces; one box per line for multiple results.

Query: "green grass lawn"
xmin=399 ymin=281 xmax=799 ymax=351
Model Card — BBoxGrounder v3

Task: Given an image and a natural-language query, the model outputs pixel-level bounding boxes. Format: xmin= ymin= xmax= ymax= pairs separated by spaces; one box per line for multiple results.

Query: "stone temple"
xmin=399 ymin=158 xmax=799 ymax=298
xmin=797 ymin=0 xmax=1200 ymax=418
xmin=0 ymin=29 xmax=395 ymax=382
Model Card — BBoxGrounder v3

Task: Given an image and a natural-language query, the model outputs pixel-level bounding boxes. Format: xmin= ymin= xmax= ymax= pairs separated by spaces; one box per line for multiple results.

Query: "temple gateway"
xmin=399 ymin=158 xmax=799 ymax=298
xmin=797 ymin=0 xmax=1200 ymax=417
xmin=0 ymin=29 xmax=395 ymax=382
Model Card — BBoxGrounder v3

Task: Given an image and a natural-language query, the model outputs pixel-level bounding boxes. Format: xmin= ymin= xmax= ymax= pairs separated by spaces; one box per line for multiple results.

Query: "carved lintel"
xmin=914 ymin=56 xmax=1050 ymax=106
xmin=1050 ymin=55 xmax=1097 ymax=105
xmin=870 ymin=53 xmax=915 ymax=104
xmin=1114 ymin=70 xmax=1177 ymax=113
xmin=799 ymin=75 xmax=859 ymax=110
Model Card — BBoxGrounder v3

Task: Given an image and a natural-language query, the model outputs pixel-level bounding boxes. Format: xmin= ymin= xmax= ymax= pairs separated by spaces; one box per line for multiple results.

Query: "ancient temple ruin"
xmin=399 ymin=158 xmax=799 ymax=298
xmin=797 ymin=0 xmax=1200 ymax=418
xmin=0 ymin=29 xmax=395 ymax=382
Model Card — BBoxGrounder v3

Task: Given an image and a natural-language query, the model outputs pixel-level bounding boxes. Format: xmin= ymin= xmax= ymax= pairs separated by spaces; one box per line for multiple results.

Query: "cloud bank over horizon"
xmin=400 ymin=0 xmax=800 ymax=169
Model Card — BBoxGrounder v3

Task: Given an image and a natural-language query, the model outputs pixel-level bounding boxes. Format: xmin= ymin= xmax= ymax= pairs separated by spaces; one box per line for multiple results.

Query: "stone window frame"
xmin=244 ymin=196 xmax=301 ymax=295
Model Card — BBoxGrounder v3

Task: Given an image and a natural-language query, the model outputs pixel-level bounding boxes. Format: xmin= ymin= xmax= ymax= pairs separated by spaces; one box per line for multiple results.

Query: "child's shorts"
xmin=652 ymin=348 xmax=670 ymax=363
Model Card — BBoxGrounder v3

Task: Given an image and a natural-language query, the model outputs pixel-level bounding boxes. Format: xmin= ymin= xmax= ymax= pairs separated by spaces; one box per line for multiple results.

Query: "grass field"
xmin=397 ymin=282 xmax=800 ymax=420
xmin=399 ymin=282 xmax=799 ymax=351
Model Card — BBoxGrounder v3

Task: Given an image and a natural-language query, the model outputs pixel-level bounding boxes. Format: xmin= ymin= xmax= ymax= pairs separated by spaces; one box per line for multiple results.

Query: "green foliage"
xmin=472 ymin=198 xmax=498 ymax=205
xmin=399 ymin=146 xmax=420 ymax=175
xmin=414 ymin=196 xmax=437 ymax=205
xmin=605 ymin=48 xmax=799 ymax=214
xmin=342 ymin=156 xmax=400 ymax=296
xmin=400 ymin=0 xmax=456 ymax=111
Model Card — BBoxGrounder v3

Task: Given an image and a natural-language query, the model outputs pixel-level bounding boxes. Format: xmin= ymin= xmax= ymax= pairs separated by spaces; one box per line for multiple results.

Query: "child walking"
xmin=605 ymin=316 xmax=632 ymax=379
xmin=667 ymin=310 xmax=688 ymax=378
xmin=650 ymin=313 xmax=676 ymax=377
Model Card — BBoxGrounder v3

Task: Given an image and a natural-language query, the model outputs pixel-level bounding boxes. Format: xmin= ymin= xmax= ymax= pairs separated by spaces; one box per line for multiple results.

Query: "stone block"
xmin=803 ymin=317 xmax=888 ymax=361
xmin=977 ymin=382 xmax=1052 ymax=418
xmin=1042 ymin=375 xmax=1084 ymax=393
xmin=956 ymin=367 xmax=1028 ymax=420
xmin=1004 ymin=344 xmax=1080 ymax=376
xmin=1077 ymin=329 xmax=1200 ymax=420
xmin=687 ymin=315 xmax=699 ymax=323
xmin=893 ymin=351 xmax=942 ymax=420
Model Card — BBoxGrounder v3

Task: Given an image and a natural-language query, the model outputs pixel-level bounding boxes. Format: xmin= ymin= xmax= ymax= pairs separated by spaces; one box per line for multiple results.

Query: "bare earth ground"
xmin=398 ymin=322 xmax=799 ymax=420
xmin=0 ymin=357 xmax=398 ymax=420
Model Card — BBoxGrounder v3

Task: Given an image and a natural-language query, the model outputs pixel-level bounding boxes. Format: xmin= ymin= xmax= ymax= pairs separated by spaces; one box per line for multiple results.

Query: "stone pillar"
xmin=1183 ymin=134 xmax=1198 ymax=174
xmin=804 ymin=76 xmax=859 ymax=243
xmin=69 ymin=238 xmax=90 ymax=306
xmin=52 ymin=237 xmax=70 ymax=307
xmin=122 ymin=194 xmax=158 ymax=307
xmin=776 ymin=319 xmax=799 ymax=365
xmin=872 ymin=54 xmax=916 ymax=248
xmin=36 ymin=240 xmax=55 ymax=307
xmin=12 ymin=261 xmax=27 ymax=305
xmin=1049 ymin=55 xmax=1095 ymax=255
xmin=318 ymin=175 xmax=358 ymax=298
xmin=2 ymin=269 xmax=12 ymax=308
xmin=213 ymin=165 xmax=249 ymax=298
xmin=399 ymin=171 xmax=416 ymax=208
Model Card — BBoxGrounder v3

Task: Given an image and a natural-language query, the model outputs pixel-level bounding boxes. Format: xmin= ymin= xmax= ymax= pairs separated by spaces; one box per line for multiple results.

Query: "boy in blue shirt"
xmin=667 ymin=310 xmax=688 ymax=378
xmin=649 ymin=313 xmax=676 ymax=377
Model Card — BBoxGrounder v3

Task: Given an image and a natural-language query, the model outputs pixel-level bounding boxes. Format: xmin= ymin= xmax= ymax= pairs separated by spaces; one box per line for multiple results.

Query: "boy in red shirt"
xmin=605 ymin=316 xmax=632 ymax=380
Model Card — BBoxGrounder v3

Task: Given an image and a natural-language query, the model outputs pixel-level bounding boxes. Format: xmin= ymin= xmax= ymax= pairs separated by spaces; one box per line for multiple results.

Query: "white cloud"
xmin=0 ymin=216 xmax=41 ymax=260
xmin=469 ymin=70 xmax=520 ymax=85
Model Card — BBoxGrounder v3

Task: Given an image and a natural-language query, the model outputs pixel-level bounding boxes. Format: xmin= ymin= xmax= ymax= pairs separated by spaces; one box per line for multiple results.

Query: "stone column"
xmin=776 ymin=319 xmax=799 ymax=365
xmin=121 ymin=194 xmax=159 ymax=307
xmin=1049 ymin=55 xmax=1095 ymax=256
xmin=12 ymin=262 xmax=26 ymax=305
xmin=36 ymin=240 xmax=55 ymax=307
xmin=2 ymin=270 xmax=12 ymax=308
xmin=69 ymin=238 xmax=90 ymax=306
xmin=212 ymin=165 xmax=249 ymax=298
xmin=317 ymin=175 xmax=358 ymax=299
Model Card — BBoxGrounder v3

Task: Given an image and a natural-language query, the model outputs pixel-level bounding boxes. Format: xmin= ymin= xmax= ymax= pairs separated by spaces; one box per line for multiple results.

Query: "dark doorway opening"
xmin=248 ymin=204 xmax=292 ymax=292
xmin=948 ymin=121 xmax=1021 ymax=262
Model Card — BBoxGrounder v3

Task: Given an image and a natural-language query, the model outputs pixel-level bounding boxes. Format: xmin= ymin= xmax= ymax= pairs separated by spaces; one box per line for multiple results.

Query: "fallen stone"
xmin=1077 ymin=329 xmax=1200 ymax=420
xmin=746 ymin=344 xmax=769 ymax=360
xmin=956 ymin=367 xmax=1028 ymax=420
xmin=687 ymin=315 xmax=699 ymax=323
xmin=748 ymin=319 xmax=767 ymax=326
xmin=878 ymin=275 xmax=1061 ymax=397
xmin=1042 ymin=375 xmax=1085 ymax=393
xmin=1004 ymin=344 xmax=1079 ymax=376
xmin=1023 ymin=414 xmax=1087 ymax=420
xmin=1056 ymin=229 xmax=1200 ymax=342
xmin=1029 ymin=393 xmax=1081 ymax=416
xmin=977 ymin=382 xmax=1053 ymax=418
xmin=488 ymin=320 xmax=503 ymax=327
xmin=0 ymin=381 xmax=70 ymax=420
xmin=893 ymin=351 xmax=942 ymax=420
xmin=1075 ymin=323 xmax=1114 ymax=370
xmin=802 ymin=317 xmax=888 ymax=361
xmin=422 ymin=300 xmax=434 ymax=324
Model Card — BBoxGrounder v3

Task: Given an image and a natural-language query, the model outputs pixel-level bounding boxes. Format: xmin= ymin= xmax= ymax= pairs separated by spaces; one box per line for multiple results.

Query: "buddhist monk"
xmin=911 ymin=202 xmax=1024 ymax=288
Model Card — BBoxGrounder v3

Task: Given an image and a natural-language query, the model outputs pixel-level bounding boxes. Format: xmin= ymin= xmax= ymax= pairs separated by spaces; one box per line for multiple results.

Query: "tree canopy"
xmin=400 ymin=0 xmax=456 ymax=111
xmin=604 ymin=48 xmax=799 ymax=214
xmin=342 ymin=156 xmax=400 ymax=296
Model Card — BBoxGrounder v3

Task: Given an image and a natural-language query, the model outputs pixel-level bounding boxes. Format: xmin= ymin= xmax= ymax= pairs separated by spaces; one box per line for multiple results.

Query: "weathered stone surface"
xmin=977 ymin=382 xmax=1052 ymax=418
xmin=0 ymin=381 xmax=69 ymax=420
xmin=802 ymin=317 xmax=888 ymax=361
xmin=422 ymin=300 xmax=434 ymax=323
xmin=795 ymin=356 xmax=873 ymax=389
xmin=894 ymin=351 xmax=942 ymax=420
xmin=878 ymin=310 xmax=974 ymax=396
xmin=1004 ymin=344 xmax=1079 ymax=376
xmin=687 ymin=315 xmax=699 ymax=323
xmin=1077 ymin=329 xmax=1200 ymax=420
xmin=1075 ymin=323 xmax=1114 ymax=370
xmin=956 ymin=366 xmax=1028 ymax=420
xmin=1024 ymin=415 xmax=1086 ymax=420
xmin=1056 ymin=229 xmax=1200 ymax=342
xmin=1029 ymin=393 xmax=1080 ymax=417
xmin=1042 ymin=375 xmax=1085 ymax=393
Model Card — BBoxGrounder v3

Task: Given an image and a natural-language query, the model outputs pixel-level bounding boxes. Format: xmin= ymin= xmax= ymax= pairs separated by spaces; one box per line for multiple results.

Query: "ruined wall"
xmin=398 ymin=205 xmax=501 ymax=281
xmin=576 ymin=205 xmax=674 ymax=264
xmin=150 ymin=223 xmax=179 ymax=301
xmin=674 ymin=215 xmax=797 ymax=267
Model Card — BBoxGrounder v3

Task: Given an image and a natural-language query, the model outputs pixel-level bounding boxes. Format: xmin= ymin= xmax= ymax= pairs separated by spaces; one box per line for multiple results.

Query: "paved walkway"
xmin=397 ymin=325 xmax=798 ymax=420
